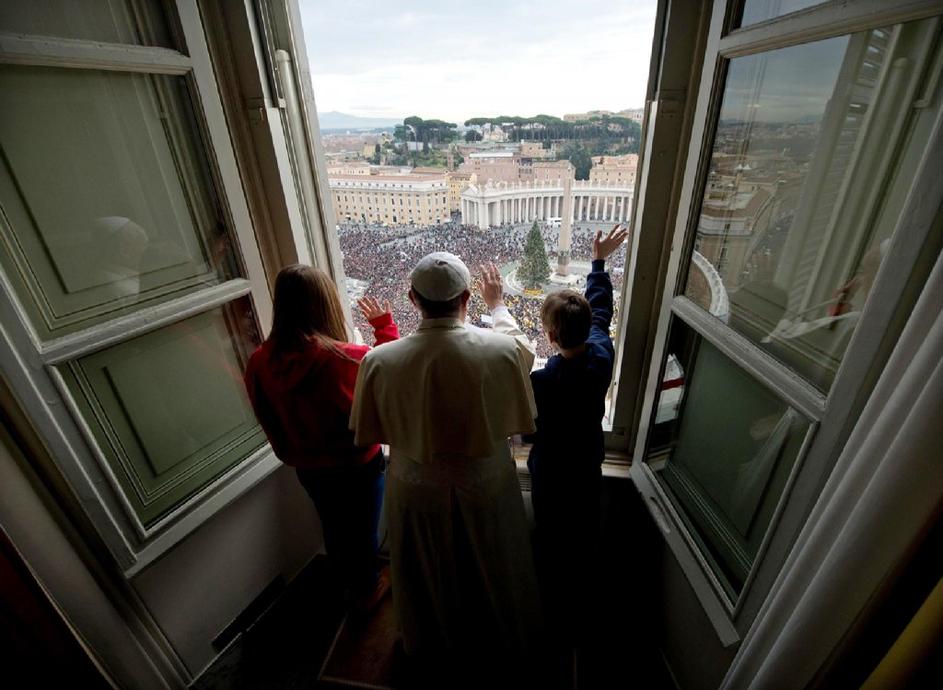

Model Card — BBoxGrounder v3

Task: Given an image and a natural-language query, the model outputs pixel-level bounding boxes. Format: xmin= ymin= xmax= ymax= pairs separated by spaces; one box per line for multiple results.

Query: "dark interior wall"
xmin=0 ymin=526 xmax=108 ymax=688
xmin=659 ymin=543 xmax=737 ymax=690
xmin=600 ymin=474 xmax=736 ymax=690
xmin=595 ymin=476 xmax=676 ymax=687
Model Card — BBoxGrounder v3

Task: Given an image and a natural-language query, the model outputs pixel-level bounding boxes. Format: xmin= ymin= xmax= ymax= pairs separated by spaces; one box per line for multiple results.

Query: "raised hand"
xmin=479 ymin=262 xmax=504 ymax=310
xmin=593 ymin=223 xmax=630 ymax=261
xmin=357 ymin=295 xmax=392 ymax=321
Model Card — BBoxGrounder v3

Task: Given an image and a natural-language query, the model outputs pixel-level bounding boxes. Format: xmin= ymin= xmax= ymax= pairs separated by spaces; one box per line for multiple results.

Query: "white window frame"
xmin=0 ymin=0 xmax=285 ymax=574
xmin=629 ymin=0 xmax=943 ymax=646
xmin=603 ymin=0 xmax=713 ymax=464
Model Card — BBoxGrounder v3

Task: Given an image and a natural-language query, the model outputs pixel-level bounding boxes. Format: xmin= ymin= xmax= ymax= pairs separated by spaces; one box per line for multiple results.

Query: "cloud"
xmin=299 ymin=0 xmax=656 ymax=122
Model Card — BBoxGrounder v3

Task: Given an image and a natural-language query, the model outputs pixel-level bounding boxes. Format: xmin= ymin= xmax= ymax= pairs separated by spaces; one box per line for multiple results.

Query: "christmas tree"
xmin=518 ymin=221 xmax=551 ymax=289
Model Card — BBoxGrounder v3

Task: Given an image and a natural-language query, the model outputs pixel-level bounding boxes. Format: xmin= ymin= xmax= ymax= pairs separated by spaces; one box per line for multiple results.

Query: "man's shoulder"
xmin=465 ymin=323 xmax=521 ymax=351
xmin=362 ymin=335 xmax=416 ymax=364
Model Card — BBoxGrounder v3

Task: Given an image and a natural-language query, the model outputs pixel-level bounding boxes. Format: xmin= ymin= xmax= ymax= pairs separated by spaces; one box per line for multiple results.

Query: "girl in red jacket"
xmin=244 ymin=264 xmax=398 ymax=613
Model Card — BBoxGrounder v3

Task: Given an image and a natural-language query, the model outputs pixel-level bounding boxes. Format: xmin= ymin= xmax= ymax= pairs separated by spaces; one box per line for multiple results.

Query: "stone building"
xmin=329 ymin=173 xmax=449 ymax=226
xmin=590 ymin=154 xmax=639 ymax=187
xmin=446 ymin=171 xmax=476 ymax=213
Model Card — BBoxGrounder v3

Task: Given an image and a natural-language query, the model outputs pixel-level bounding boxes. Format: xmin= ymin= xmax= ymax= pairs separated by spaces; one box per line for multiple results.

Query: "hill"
xmin=318 ymin=111 xmax=402 ymax=130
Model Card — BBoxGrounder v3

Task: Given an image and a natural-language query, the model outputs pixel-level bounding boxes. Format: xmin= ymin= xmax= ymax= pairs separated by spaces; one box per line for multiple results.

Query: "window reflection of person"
xmin=763 ymin=239 xmax=890 ymax=346
xmin=94 ymin=216 xmax=149 ymax=299
xmin=827 ymin=239 xmax=889 ymax=319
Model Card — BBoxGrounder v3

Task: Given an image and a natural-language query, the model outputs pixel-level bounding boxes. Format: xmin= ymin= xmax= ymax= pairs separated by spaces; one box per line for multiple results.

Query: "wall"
xmin=131 ymin=464 xmax=323 ymax=677
xmin=0 ymin=426 xmax=167 ymax=689
xmin=1 ymin=396 xmax=325 ymax=683
xmin=659 ymin=540 xmax=737 ymax=689
xmin=601 ymin=473 xmax=737 ymax=689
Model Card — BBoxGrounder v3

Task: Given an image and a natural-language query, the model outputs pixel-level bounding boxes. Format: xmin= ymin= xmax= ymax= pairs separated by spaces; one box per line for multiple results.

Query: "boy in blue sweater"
xmin=527 ymin=222 xmax=628 ymax=639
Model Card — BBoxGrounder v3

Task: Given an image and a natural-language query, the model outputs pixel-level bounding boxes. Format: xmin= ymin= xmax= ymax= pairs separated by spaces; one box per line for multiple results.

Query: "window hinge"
xmin=246 ymin=97 xmax=287 ymax=124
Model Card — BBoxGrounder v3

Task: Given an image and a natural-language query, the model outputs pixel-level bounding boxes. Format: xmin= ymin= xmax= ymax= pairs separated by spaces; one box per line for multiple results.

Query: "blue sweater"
xmin=527 ymin=259 xmax=615 ymax=479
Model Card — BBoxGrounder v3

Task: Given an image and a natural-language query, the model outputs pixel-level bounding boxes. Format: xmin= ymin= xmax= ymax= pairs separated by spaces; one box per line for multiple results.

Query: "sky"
xmin=298 ymin=0 xmax=657 ymax=124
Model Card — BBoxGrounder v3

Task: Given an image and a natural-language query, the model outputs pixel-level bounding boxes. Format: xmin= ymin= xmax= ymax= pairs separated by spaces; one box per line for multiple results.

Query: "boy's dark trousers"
xmin=531 ymin=467 xmax=602 ymax=643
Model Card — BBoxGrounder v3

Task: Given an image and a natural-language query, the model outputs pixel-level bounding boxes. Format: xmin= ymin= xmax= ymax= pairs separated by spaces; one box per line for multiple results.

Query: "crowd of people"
xmin=339 ymin=218 xmax=627 ymax=358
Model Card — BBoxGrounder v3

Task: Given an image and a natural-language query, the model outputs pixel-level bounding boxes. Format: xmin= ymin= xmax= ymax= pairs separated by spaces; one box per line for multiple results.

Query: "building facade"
xmin=329 ymin=173 xmax=450 ymax=226
xmin=457 ymin=150 xmax=520 ymax=182
xmin=526 ymin=159 xmax=574 ymax=181
xmin=458 ymin=152 xmax=572 ymax=185
xmin=589 ymin=153 xmax=639 ymax=186
xmin=326 ymin=160 xmax=372 ymax=176
xmin=446 ymin=171 xmax=476 ymax=213
xmin=520 ymin=141 xmax=554 ymax=158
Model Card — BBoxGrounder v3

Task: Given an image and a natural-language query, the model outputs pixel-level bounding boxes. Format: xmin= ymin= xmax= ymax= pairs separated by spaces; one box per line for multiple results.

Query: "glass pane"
xmin=684 ymin=19 xmax=938 ymax=390
xmin=647 ymin=318 xmax=811 ymax=598
xmin=59 ymin=299 xmax=265 ymax=528
xmin=0 ymin=0 xmax=173 ymax=47
xmin=738 ymin=0 xmax=826 ymax=28
xmin=0 ymin=65 xmax=239 ymax=339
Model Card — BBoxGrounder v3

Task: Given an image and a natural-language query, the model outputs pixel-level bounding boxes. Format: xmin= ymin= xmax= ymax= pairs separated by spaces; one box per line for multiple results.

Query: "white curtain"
xmin=722 ymin=247 xmax=943 ymax=688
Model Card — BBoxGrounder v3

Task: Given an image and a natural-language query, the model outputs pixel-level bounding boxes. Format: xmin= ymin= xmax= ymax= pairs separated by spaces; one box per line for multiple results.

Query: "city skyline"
xmin=298 ymin=0 xmax=657 ymax=123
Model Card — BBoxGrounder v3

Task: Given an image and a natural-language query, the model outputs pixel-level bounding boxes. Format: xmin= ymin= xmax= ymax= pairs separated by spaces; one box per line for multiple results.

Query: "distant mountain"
xmin=318 ymin=111 xmax=402 ymax=130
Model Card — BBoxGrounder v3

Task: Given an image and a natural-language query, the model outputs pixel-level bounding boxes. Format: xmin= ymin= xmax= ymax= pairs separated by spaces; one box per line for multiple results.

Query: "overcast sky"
xmin=298 ymin=0 xmax=657 ymax=123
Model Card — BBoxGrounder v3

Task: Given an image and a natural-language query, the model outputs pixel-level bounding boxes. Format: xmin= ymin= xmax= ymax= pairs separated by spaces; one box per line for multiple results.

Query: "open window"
xmin=288 ymin=2 xmax=656 ymax=465
xmin=631 ymin=0 xmax=943 ymax=644
xmin=0 ymin=0 xmax=278 ymax=572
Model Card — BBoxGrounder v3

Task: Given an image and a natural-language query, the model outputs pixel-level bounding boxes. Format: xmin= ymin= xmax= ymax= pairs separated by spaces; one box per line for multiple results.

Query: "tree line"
xmin=464 ymin=114 xmax=640 ymax=145
xmin=391 ymin=113 xmax=640 ymax=148
xmin=386 ymin=113 xmax=640 ymax=179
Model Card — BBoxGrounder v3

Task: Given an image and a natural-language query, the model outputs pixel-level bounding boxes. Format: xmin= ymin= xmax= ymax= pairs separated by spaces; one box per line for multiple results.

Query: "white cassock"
xmin=350 ymin=306 xmax=541 ymax=655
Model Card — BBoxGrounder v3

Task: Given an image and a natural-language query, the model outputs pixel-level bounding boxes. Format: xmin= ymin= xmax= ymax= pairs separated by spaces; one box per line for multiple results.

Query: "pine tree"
xmin=519 ymin=221 xmax=551 ymax=289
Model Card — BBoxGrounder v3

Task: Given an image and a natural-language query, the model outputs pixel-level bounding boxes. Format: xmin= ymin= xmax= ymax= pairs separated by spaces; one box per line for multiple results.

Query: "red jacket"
xmin=244 ymin=313 xmax=399 ymax=469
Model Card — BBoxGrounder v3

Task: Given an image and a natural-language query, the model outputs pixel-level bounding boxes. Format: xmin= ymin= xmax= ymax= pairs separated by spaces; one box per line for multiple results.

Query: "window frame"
xmin=603 ymin=0 xmax=714 ymax=460
xmin=252 ymin=0 xmax=348 ymax=296
xmin=629 ymin=0 xmax=943 ymax=645
xmin=0 ymin=0 xmax=283 ymax=574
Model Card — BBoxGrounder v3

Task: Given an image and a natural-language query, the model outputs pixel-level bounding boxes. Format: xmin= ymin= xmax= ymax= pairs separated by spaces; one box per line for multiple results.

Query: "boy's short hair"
xmin=541 ymin=290 xmax=591 ymax=349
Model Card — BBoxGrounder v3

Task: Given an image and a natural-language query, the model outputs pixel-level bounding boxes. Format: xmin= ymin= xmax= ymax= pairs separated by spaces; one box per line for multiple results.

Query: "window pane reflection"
xmin=59 ymin=298 xmax=265 ymax=527
xmin=738 ymin=0 xmax=826 ymax=28
xmin=0 ymin=66 xmax=239 ymax=338
xmin=648 ymin=318 xmax=810 ymax=598
xmin=685 ymin=22 xmax=934 ymax=390
xmin=0 ymin=0 xmax=173 ymax=47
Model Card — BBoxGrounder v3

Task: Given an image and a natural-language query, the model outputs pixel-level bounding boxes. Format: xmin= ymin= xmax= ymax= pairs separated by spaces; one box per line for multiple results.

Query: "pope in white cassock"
xmin=350 ymin=252 xmax=541 ymax=656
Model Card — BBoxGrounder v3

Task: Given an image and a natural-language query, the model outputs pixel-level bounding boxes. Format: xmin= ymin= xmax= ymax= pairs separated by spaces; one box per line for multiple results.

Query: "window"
xmin=737 ymin=0 xmax=826 ymax=28
xmin=632 ymin=1 xmax=943 ymax=641
xmin=0 ymin=65 xmax=238 ymax=338
xmin=681 ymin=29 xmax=919 ymax=390
xmin=0 ymin=0 xmax=274 ymax=571
xmin=302 ymin=1 xmax=654 ymax=399
xmin=648 ymin=319 xmax=813 ymax=598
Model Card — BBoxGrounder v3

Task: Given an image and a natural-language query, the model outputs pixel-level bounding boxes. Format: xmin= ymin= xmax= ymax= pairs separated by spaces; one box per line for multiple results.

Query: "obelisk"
xmin=556 ymin=173 xmax=574 ymax=276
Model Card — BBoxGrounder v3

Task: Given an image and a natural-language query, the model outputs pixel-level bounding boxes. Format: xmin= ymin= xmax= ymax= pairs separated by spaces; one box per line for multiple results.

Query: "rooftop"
xmin=469 ymin=150 xmax=517 ymax=159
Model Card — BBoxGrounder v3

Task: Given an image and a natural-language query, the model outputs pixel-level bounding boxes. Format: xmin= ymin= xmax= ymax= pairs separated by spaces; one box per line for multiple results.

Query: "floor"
xmin=192 ymin=555 xmax=677 ymax=690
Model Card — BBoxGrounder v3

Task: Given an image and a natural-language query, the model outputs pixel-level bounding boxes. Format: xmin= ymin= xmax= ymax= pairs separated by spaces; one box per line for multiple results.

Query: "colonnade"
xmin=461 ymin=184 xmax=632 ymax=228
